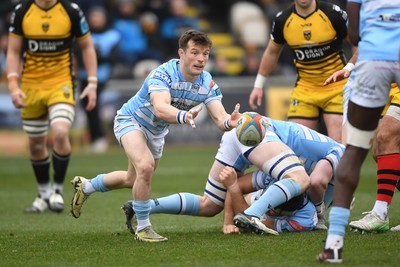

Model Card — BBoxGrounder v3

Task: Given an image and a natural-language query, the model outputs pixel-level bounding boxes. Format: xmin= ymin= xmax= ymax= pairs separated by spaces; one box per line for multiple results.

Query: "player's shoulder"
xmin=318 ymin=1 xmax=347 ymax=19
xmin=58 ymin=0 xmax=84 ymax=15
xmin=13 ymin=0 xmax=33 ymax=14
xmin=149 ymin=60 xmax=173 ymax=85
xmin=274 ymin=4 xmax=295 ymax=23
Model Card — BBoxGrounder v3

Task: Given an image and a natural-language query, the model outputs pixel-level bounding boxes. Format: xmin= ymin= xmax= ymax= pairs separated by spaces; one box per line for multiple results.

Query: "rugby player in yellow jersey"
xmin=249 ymin=0 xmax=348 ymax=143
xmin=6 ymin=0 xmax=97 ymax=213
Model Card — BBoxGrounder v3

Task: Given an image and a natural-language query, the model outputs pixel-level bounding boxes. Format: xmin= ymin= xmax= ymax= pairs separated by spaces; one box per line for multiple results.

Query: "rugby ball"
xmin=236 ymin=112 xmax=269 ymax=146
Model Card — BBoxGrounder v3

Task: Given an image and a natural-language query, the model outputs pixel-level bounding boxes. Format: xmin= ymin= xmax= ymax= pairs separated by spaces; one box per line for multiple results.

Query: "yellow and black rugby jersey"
xmin=271 ymin=1 xmax=348 ymax=85
xmin=9 ymin=0 xmax=90 ymax=88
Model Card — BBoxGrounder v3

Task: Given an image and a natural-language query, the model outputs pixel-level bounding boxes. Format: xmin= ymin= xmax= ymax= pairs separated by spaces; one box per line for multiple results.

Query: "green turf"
xmin=0 ymin=144 xmax=399 ymax=267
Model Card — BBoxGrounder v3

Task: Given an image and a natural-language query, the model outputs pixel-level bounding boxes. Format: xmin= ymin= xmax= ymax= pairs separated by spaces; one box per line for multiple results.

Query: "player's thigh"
xmin=247 ymin=141 xmax=294 ymax=168
xmin=322 ymin=113 xmax=343 ymax=142
xmin=121 ymin=130 xmax=157 ymax=172
xmin=248 ymin=141 xmax=308 ymax=184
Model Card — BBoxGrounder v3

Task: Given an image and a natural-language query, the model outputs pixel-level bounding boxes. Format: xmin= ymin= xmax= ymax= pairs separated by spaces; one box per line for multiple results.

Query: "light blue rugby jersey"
xmin=251 ymin=171 xmax=317 ymax=232
xmin=269 ymin=119 xmax=345 ymax=175
xmin=118 ymin=59 xmax=223 ymax=135
xmin=216 ymin=118 xmax=344 ymax=176
xmin=349 ymin=0 xmax=400 ymax=61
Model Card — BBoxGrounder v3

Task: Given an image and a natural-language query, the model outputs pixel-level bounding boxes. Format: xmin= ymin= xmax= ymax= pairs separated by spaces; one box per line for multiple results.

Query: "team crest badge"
xmin=61 ymin=85 xmax=71 ymax=98
xmin=303 ymin=30 xmax=311 ymax=40
xmin=191 ymin=83 xmax=200 ymax=93
xmin=42 ymin=23 xmax=49 ymax=32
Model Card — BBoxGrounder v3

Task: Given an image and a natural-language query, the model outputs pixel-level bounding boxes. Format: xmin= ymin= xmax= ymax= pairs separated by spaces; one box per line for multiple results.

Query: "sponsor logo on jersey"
xmin=294 ymin=45 xmax=331 ymax=61
xmin=28 ymin=40 xmax=65 ymax=52
xmin=171 ymin=101 xmax=193 ymax=111
xmin=152 ymin=71 xmax=172 ymax=85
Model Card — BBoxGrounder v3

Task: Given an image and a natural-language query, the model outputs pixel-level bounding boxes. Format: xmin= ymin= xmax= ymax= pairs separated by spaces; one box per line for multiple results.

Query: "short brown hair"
xmin=178 ymin=29 xmax=212 ymax=50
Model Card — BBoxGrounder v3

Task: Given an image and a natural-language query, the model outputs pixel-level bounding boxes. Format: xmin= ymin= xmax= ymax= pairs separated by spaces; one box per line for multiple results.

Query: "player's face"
xmin=295 ymin=0 xmax=314 ymax=9
xmin=179 ymin=40 xmax=210 ymax=82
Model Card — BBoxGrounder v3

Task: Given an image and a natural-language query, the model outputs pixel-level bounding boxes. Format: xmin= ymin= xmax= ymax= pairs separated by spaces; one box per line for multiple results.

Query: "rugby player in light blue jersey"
xmin=318 ymin=0 xmax=400 ymax=263
xmin=69 ymin=29 xmax=241 ymax=242
xmin=121 ymin=114 xmax=344 ymax=235
xmin=219 ymin=167 xmax=317 ymax=234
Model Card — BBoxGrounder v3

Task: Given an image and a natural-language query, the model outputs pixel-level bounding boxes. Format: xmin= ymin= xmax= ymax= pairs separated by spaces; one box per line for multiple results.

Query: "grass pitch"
xmin=1 ymin=144 xmax=399 ymax=267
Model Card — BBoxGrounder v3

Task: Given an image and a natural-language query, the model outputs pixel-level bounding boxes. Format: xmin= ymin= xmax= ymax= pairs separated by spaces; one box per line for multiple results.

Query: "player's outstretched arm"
xmin=206 ymin=102 xmax=241 ymax=131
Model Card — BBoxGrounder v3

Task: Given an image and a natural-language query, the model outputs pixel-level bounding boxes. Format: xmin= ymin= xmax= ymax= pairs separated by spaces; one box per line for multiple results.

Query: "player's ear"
xmin=178 ymin=48 xmax=184 ymax=57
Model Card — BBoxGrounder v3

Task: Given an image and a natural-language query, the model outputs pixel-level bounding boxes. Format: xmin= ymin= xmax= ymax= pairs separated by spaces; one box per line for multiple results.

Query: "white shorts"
xmin=351 ymin=60 xmax=400 ymax=108
xmin=113 ymin=112 xmax=167 ymax=159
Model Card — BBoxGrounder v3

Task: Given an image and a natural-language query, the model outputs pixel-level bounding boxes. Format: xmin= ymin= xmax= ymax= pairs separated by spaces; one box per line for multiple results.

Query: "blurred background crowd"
xmin=0 ymin=0 xmax=348 ymax=153
xmin=0 ymin=0 xmax=303 ymax=82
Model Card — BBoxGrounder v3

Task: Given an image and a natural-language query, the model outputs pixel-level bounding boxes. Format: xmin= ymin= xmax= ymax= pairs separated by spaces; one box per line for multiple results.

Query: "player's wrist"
xmin=343 ymin=63 xmax=355 ymax=72
xmin=176 ymin=110 xmax=188 ymax=124
xmin=87 ymin=76 xmax=98 ymax=89
xmin=223 ymin=118 xmax=233 ymax=131
xmin=87 ymin=76 xmax=98 ymax=83
xmin=7 ymin=72 xmax=19 ymax=85
xmin=254 ymin=73 xmax=267 ymax=89
xmin=7 ymin=72 xmax=19 ymax=79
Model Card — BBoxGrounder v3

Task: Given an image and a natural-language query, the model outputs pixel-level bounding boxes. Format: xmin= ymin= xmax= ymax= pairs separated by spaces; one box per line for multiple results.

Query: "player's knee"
xmin=198 ymin=195 xmax=223 ymax=217
xmin=310 ymin=176 xmax=326 ymax=191
xmin=136 ymin=162 xmax=156 ymax=180
xmin=28 ymin=138 xmax=47 ymax=156
xmin=375 ymin=127 xmax=396 ymax=150
xmin=51 ymin=124 xmax=70 ymax=143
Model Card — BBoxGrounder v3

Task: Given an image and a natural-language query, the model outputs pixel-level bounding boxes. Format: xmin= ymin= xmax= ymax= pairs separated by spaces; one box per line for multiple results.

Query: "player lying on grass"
xmin=121 ymin=115 xmax=344 ymax=235
xmin=219 ymin=167 xmax=317 ymax=234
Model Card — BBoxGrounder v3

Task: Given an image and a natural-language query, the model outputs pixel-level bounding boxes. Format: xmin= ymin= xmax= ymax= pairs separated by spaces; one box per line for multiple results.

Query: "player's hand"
xmin=227 ymin=103 xmax=241 ymax=128
xmin=80 ymin=84 xmax=97 ymax=111
xmin=323 ymin=69 xmax=351 ymax=86
xmin=249 ymin=87 xmax=263 ymax=110
xmin=186 ymin=104 xmax=203 ymax=128
xmin=10 ymin=88 xmax=27 ymax=109
xmin=223 ymin=224 xmax=241 ymax=234
xmin=219 ymin=166 xmax=238 ymax=188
